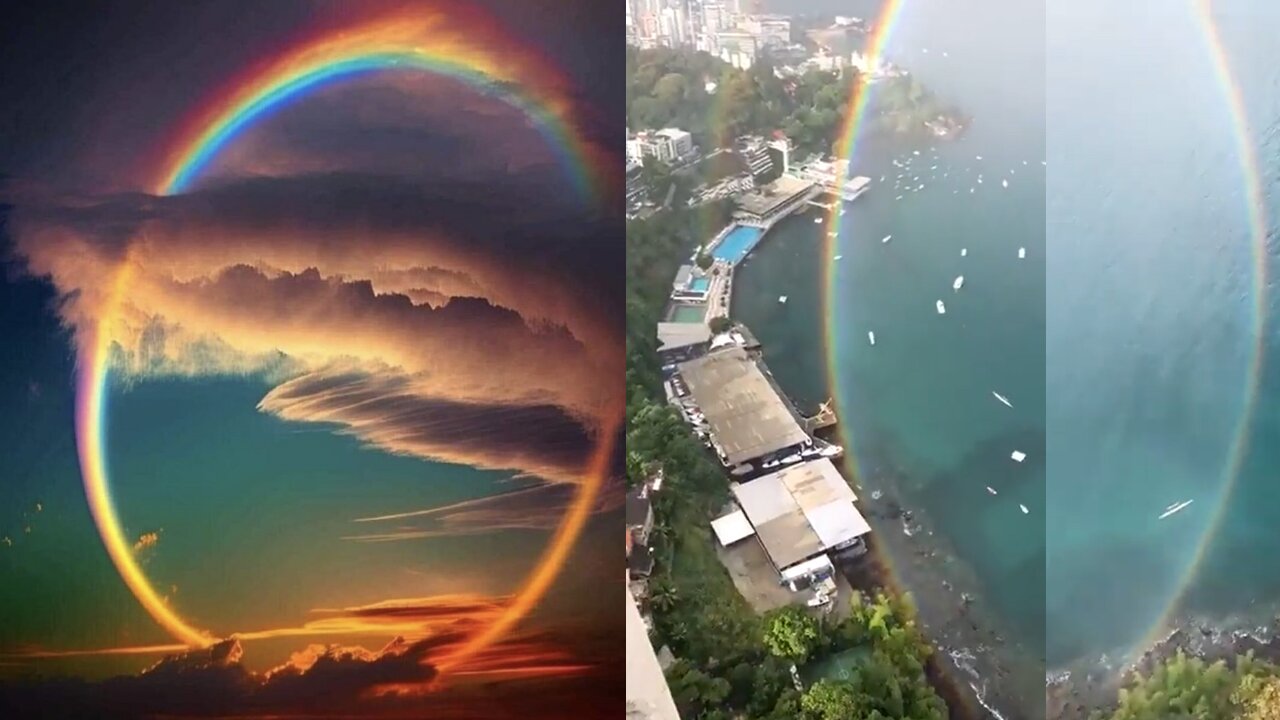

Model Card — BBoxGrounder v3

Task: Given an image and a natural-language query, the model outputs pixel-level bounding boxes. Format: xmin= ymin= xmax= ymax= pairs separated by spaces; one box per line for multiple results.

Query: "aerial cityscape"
xmin=626 ymin=1 xmax=1280 ymax=720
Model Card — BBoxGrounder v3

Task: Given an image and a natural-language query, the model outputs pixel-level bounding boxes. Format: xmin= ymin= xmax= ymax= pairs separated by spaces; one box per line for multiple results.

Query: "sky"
xmin=0 ymin=1 xmax=622 ymax=717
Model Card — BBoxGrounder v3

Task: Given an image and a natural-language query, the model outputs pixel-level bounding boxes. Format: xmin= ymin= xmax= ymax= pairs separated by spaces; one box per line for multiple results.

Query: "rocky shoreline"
xmin=827 ymin=436 xmax=1043 ymax=720
xmin=1047 ymin=617 xmax=1280 ymax=720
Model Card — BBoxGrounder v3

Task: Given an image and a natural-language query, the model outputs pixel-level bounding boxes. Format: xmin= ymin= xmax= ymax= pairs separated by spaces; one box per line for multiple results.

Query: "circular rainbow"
xmin=818 ymin=0 xmax=1270 ymax=668
xmin=77 ymin=5 xmax=614 ymax=664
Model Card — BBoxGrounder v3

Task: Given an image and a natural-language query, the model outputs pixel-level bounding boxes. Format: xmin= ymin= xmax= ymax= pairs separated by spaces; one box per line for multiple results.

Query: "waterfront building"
xmin=712 ymin=459 xmax=872 ymax=583
xmin=656 ymin=322 xmax=713 ymax=362
xmin=796 ymin=159 xmax=872 ymax=201
xmin=732 ymin=174 xmax=816 ymax=226
xmin=676 ymin=345 xmax=810 ymax=467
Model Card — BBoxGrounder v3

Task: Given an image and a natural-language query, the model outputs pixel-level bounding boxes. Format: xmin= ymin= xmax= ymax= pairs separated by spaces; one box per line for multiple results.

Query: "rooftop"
xmin=677 ymin=346 xmax=808 ymax=465
xmin=734 ymin=175 xmax=814 ymax=218
xmin=657 ymin=322 xmax=712 ymax=351
xmin=731 ymin=459 xmax=870 ymax=571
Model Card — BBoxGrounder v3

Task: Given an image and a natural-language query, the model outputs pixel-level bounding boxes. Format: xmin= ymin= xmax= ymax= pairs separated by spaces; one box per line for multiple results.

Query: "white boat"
xmin=1018 ymin=247 xmax=1026 ymax=259
xmin=1019 ymin=504 xmax=1029 ymax=514
xmin=977 ymin=177 xmax=983 ymax=184
xmin=868 ymin=331 xmax=876 ymax=346
xmin=961 ymin=248 xmax=968 ymax=257
xmin=969 ymin=188 xmax=975 ymax=193
xmin=814 ymin=217 xmax=822 ymax=224
xmin=882 ymin=234 xmax=892 ymax=243
xmin=896 ymin=195 xmax=904 ymax=200
xmin=880 ymin=175 xmax=885 ymax=182
xmin=930 ymin=165 xmax=937 ymax=170
xmin=913 ymin=150 xmax=920 ymax=156
xmin=953 ymin=275 xmax=965 ymax=291
xmin=1011 ymin=450 xmax=1026 ymax=462
xmin=839 ymin=208 xmax=846 ymax=216
xmin=778 ymin=295 xmax=788 ymax=303
xmin=819 ymin=445 xmax=842 ymax=457
xmin=833 ymin=254 xmax=843 ymax=260
xmin=1158 ymin=499 xmax=1194 ymax=520
xmin=976 ymin=155 xmax=983 ymax=160
xmin=936 ymin=299 xmax=946 ymax=315
xmin=992 ymin=391 xmax=1013 ymax=408
xmin=1002 ymin=179 xmax=1009 ymax=188
xmin=986 ymin=486 xmax=998 ymax=495
xmin=782 ymin=453 xmax=802 ymax=464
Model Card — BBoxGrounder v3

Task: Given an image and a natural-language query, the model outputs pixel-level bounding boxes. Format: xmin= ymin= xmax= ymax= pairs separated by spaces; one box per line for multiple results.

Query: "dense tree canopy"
xmin=1097 ymin=651 xmax=1280 ymax=720
xmin=627 ymin=46 xmax=960 ymax=159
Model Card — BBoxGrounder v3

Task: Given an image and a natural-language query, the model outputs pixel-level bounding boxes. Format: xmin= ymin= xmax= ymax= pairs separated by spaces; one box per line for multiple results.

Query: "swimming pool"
xmin=689 ymin=277 xmax=710 ymax=293
xmin=668 ymin=304 xmax=707 ymax=323
xmin=711 ymin=225 xmax=763 ymax=265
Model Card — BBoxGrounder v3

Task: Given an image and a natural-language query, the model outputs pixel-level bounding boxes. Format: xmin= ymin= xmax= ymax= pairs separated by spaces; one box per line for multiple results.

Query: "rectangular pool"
xmin=668 ymin=304 xmax=707 ymax=323
xmin=711 ymin=225 xmax=764 ymax=265
xmin=689 ymin=276 xmax=710 ymax=293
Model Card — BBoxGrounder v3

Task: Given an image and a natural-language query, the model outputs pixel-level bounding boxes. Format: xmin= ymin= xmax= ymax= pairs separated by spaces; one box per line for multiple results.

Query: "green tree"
xmin=708 ymin=315 xmax=732 ymax=334
xmin=763 ymin=606 xmax=820 ymax=662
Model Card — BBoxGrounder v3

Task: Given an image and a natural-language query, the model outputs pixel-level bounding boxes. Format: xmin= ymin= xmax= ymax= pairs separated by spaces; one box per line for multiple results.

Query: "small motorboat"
xmin=953 ymin=275 xmax=965 ymax=291
xmin=1002 ymin=179 xmax=1009 ymax=188
xmin=882 ymin=234 xmax=892 ymax=243
xmin=992 ymin=391 xmax=1013 ymax=408
xmin=986 ymin=486 xmax=998 ymax=495
xmin=778 ymin=295 xmax=788 ymax=303
xmin=1011 ymin=450 xmax=1026 ymax=462
xmin=1019 ymin=504 xmax=1029 ymax=514
xmin=833 ymin=254 xmax=843 ymax=260
xmin=936 ymin=299 xmax=946 ymax=315
xmin=1159 ymin=499 xmax=1194 ymax=520
xmin=1018 ymin=247 xmax=1026 ymax=259
xmin=814 ymin=217 xmax=822 ymax=224
xmin=868 ymin=331 xmax=876 ymax=346
xmin=961 ymin=248 xmax=968 ymax=257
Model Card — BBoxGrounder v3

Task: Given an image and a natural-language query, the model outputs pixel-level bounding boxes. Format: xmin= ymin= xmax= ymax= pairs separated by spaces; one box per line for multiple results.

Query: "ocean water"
xmin=738 ymin=0 xmax=1047 ymax=710
xmin=1046 ymin=0 xmax=1280 ymax=667
xmin=747 ymin=0 xmax=1280 ymax=687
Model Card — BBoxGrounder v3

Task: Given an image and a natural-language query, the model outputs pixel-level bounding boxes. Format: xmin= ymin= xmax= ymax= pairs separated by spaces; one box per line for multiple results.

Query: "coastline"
xmin=724 ymin=254 xmax=1039 ymax=719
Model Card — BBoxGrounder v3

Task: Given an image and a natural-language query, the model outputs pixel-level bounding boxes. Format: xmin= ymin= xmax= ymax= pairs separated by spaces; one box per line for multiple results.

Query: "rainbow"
xmin=822 ymin=0 xmax=908 ymax=484
xmin=814 ymin=0 xmax=1271 ymax=668
xmin=153 ymin=8 xmax=607 ymax=201
xmin=76 ymin=5 xmax=614 ymax=662
xmin=1138 ymin=0 xmax=1270 ymax=652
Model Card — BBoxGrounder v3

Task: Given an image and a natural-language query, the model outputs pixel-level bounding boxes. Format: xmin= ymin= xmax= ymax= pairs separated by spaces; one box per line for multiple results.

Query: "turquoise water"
xmin=1046 ymin=0 xmax=1280 ymax=666
xmin=712 ymin=225 xmax=763 ymax=264
xmin=690 ymin=276 xmax=711 ymax=293
xmin=742 ymin=0 xmax=1047 ymax=709
xmin=670 ymin=304 xmax=708 ymax=323
xmin=751 ymin=0 xmax=1280 ymax=683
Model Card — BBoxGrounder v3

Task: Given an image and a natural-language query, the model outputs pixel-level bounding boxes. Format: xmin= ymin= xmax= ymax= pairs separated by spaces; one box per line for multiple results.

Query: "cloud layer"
xmin=7 ymin=169 xmax=620 ymax=485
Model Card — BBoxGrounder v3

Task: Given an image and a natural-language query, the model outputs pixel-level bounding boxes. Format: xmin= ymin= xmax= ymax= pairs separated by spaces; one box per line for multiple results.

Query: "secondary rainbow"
xmin=76 ymin=6 xmax=613 ymax=660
